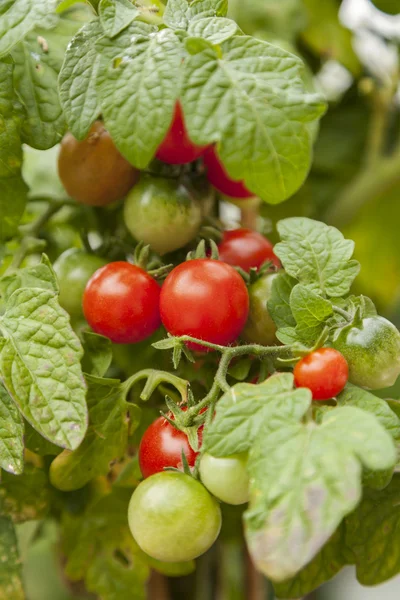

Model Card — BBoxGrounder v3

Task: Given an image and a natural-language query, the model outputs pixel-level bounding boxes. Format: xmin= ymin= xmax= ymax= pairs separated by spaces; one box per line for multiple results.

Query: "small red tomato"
xmin=156 ymin=102 xmax=208 ymax=165
xmin=160 ymin=259 xmax=249 ymax=351
xmin=83 ymin=262 xmax=161 ymax=344
xmin=218 ymin=229 xmax=280 ymax=272
xmin=294 ymin=348 xmax=349 ymax=401
xmin=203 ymin=147 xmax=253 ymax=199
xmin=139 ymin=415 xmax=202 ymax=479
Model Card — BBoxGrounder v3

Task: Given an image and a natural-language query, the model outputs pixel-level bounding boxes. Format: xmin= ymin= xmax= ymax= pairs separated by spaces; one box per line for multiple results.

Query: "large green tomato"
xmin=128 ymin=472 xmax=221 ymax=562
xmin=123 ymin=175 xmax=202 ymax=255
xmin=53 ymin=249 xmax=107 ymax=318
xmin=332 ymin=316 xmax=400 ymax=389
xmin=200 ymin=453 xmax=250 ymax=505
xmin=242 ymin=273 xmax=278 ymax=345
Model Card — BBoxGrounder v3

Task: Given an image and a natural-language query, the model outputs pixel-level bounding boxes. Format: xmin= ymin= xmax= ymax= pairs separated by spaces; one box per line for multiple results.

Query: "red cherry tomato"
xmin=203 ymin=147 xmax=253 ymax=199
xmin=139 ymin=414 xmax=203 ymax=479
xmin=83 ymin=262 xmax=161 ymax=344
xmin=218 ymin=229 xmax=280 ymax=272
xmin=294 ymin=348 xmax=349 ymax=401
xmin=156 ymin=102 xmax=208 ymax=165
xmin=160 ymin=259 xmax=249 ymax=351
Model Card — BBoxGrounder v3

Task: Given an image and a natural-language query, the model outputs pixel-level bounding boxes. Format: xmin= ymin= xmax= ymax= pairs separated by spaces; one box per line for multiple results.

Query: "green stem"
xmin=332 ymin=305 xmax=353 ymax=322
xmin=122 ymin=369 xmax=189 ymax=402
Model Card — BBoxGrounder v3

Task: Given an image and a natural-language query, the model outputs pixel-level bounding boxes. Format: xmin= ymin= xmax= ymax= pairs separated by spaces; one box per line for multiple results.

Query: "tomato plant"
xmin=160 ymin=259 xmax=250 ymax=350
xmin=83 ymin=261 xmax=161 ymax=344
xmin=128 ymin=471 xmax=222 ymax=562
xmin=2 ymin=1 xmax=400 ymax=599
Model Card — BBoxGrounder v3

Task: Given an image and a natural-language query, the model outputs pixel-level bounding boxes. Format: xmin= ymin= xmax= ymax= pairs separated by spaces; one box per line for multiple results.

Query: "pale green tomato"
xmin=200 ymin=453 xmax=250 ymax=505
xmin=242 ymin=273 xmax=278 ymax=345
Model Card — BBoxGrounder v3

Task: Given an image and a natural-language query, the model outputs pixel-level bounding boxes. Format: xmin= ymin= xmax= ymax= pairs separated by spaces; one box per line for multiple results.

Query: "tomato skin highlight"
xmin=218 ymin=229 xmax=280 ymax=272
xmin=58 ymin=122 xmax=138 ymax=206
xmin=83 ymin=262 xmax=161 ymax=344
xmin=332 ymin=317 xmax=400 ymax=390
xmin=203 ymin=147 xmax=253 ymax=199
xmin=160 ymin=259 xmax=250 ymax=351
xmin=128 ymin=471 xmax=222 ymax=562
xmin=139 ymin=416 xmax=201 ymax=478
xmin=156 ymin=102 xmax=208 ymax=165
xmin=294 ymin=348 xmax=349 ymax=401
xmin=200 ymin=453 xmax=250 ymax=505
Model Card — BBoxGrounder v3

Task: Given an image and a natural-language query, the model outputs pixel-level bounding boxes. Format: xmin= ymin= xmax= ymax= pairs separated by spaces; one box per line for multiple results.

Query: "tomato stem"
xmin=122 ymin=369 xmax=189 ymax=403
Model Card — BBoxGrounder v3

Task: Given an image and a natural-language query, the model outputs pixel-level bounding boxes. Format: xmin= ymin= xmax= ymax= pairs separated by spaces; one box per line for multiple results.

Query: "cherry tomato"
xmin=160 ymin=259 xmax=249 ymax=351
xmin=58 ymin=121 xmax=138 ymax=206
xmin=200 ymin=453 xmax=249 ymax=505
xmin=156 ymin=102 xmax=208 ymax=165
xmin=218 ymin=229 xmax=280 ymax=272
xmin=139 ymin=415 xmax=202 ymax=478
xmin=203 ymin=147 xmax=253 ymax=199
xmin=128 ymin=471 xmax=222 ymax=562
xmin=332 ymin=317 xmax=400 ymax=389
xmin=294 ymin=348 xmax=348 ymax=401
xmin=124 ymin=175 xmax=202 ymax=255
xmin=53 ymin=249 xmax=107 ymax=319
xmin=242 ymin=273 xmax=278 ymax=345
xmin=83 ymin=262 xmax=161 ymax=344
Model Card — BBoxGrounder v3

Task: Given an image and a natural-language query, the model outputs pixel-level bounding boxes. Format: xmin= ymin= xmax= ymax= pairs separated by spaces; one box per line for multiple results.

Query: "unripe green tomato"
xmin=128 ymin=471 xmax=221 ymax=563
xmin=242 ymin=273 xmax=278 ymax=345
xmin=332 ymin=316 xmax=400 ymax=390
xmin=200 ymin=453 xmax=250 ymax=505
xmin=124 ymin=175 xmax=202 ymax=255
xmin=53 ymin=249 xmax=107 ymax=318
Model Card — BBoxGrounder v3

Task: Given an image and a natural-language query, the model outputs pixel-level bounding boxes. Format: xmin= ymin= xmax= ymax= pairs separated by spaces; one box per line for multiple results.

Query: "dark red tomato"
xmin=160 ymin=259 xmax=249 ymax=351
xmin=156 ymin=102 xmax=208 ymax=165
xmin=294 ymin=348 xmax=349 ymax=401
xmin=83 ymin=262 xmax=161 ymax=344
xmin=203 ymin=147 xmax=253 ymax=199
xmin=139 ymin=414 xmax=203 ymax=479
xmin=218 ymin=229 xmax=280 ymax=272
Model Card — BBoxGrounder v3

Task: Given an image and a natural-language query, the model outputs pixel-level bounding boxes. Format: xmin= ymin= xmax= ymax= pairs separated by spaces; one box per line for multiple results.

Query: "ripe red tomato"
xmin=203 ymin=147 xmax=253 ymax=199
xmin=218 ymin=229 xmax=280 ymax=272
xmin=294 ymin=348 xmax=349 ymax=401
xmin=139 ymin=414 xmax=202 ymax=478
xmin=83 ymin=262 xmax=161 ymax=344
xmin=156 ymin=102 xmax=208 ymax=165
xmin=160 ymin=259 xmax=249 ymax=351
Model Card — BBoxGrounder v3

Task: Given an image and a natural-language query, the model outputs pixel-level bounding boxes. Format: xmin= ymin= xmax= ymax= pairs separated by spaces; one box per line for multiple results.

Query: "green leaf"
xmin=0 ymin=287 xmax=88 ymax=450
xmin=267 ymin=271 xmax=296 ymax=329
xmin=24 ymin=420 xmax=61 ymax=456
xmin=0 ymin=254 xmax=59 ymax=302
xmin=188 ymin=0 xmax=228 ymax=19
xmin=59 ymin=20 xmax=103 ymax=140
xmin=203 ymin=373 xmax=312 ymax=456
xmin=0 ymin=383 xmax=24 ymax=476
xmin=0 ymin=176 xmax=28 ymax=241
xmin=274 ymin=218 xmax=360 ymax=297
xmin=163 ymin=0 xmax=189 ymax=29
xmin=0 ymin=516 xmax=24 ymax=600
xmin=182 ymin=37 xmax=325 ymax=204
xmin=290 ymin=284 xmax=333 ymax=344
xmin=0 ymin=0 xmax=57 ymax=58
xmin=187 ymin=17 xmax=238 ymax=44
xmin=273 ymin=524 xmax=353 ymax=599
xmin=49 ymin=375 xmax=129 ymax=491
xmin=0 ymin=465 xmax=51 ymax=523
xmin=99 ymin=0 xmax=139 ymax=37
xmin=22 ymin=144 xmax=67 ymax=200
xmin=96 ymin=22 xmax=183 ymax=169
xmin=245 ymin=406 xmax=396 ymax=582
xmin=346 ymin=474 xmax=400 ymax=585
xmin=62 ymin=488 xmax=149 ymax=596
xmin=0 ymin=58 xmax=23 ymax=179
xmin=81 ymin=331 xmax=113 ymax=377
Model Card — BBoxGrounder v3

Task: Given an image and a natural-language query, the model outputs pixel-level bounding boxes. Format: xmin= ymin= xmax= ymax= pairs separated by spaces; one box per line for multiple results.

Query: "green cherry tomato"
xmin=332 ymin=316 xmax=400 ymax=390
xmin=124 ymin=175 xmax=202 ymax=255
xmin=242 ymin=273 xmax=278 ymax=345
xmin=53 ymin=249 xmax=107 ymax=318
xmin=200 ymin=453 xmax=250 ymax=506
xmin=128 ymin=471 xmax=221 ymax=562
